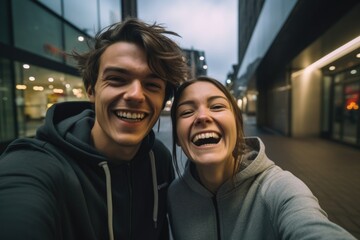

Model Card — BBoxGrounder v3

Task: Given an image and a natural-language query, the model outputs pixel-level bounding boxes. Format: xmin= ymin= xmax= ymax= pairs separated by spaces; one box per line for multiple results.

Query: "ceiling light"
xmin=292 ymin=35 xmax=360 ymax=78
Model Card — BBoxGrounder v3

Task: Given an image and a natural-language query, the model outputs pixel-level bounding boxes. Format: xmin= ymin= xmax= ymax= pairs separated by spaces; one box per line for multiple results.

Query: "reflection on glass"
xmin=0 ymin=58 xmax=16 ymax=141
xmin=12 ymin=0 xmax=63 ymax=63
xmin=342 ymin=83 xmax=359 ymax=143
xmin=64 ymin=24 xmax=90 ymax=66
xmin=64 ymin=0 xmax=98 ymax=36
xmin=332 ymin=85 xmax=342 ymax=140
xmin=36 ymin=0 xmax=62 ymax=15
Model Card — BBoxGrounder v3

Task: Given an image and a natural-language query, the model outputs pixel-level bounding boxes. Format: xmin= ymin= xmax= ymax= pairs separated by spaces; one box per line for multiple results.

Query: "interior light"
xmin=78 ymin=36 xmax=84 ymax=42
xmin=53 ymin=88 xmax=64 ymax=93
xmin=16 ymin=84 xmax=27 ymax=90
xmin=356 ymin=53 xmax=360 ymax=58
xmin=48 ymin=77 xmax=54 ymax=82
xmin=350 ymin=69 xmax=357 ymax=74
xmin=23 ymin=64 xmax=30 ymax=69
xmin=199 ymin=56 xmax=205 ymax=61
xmin=203 ymin=65 xmax=208 ymax=70
xmin=29 ymin=76 xmax=35 ymax=81
xmin=329 ymin=66 xmax=336 ymax=71
xmin=33 ymin=86 xmax=44 ymax=91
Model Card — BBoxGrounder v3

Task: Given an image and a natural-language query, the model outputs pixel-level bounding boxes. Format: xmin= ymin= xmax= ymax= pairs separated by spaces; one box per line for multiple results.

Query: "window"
xmin=12 ymin=0 xmax=64 ymax=63
xmin=0 ymin=58 xmax=16 ymax=141
xmin=64 ymin=0 xmax=98 ymax=36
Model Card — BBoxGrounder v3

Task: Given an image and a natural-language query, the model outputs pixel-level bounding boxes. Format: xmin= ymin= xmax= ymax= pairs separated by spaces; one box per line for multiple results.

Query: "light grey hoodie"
xmin=168 ymin=137 xmax=356 ymax=240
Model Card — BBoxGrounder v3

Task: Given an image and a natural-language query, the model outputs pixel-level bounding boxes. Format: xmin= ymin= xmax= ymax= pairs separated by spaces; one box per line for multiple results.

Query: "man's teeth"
xmin=192 ymin=132 xmax=220 ymax=143
xmin=116 ymin=111 xmax=145 ymax=120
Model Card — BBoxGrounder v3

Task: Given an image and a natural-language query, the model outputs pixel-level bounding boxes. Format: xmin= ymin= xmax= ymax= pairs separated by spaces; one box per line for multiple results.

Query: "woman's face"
xmin=175 ymin=81 xmax=237 ymax=166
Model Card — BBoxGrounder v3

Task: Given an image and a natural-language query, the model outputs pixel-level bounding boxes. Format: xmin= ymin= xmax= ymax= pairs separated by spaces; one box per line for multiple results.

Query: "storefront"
xmin=322 ymin=57 xmax=360 ymax=146
xmin=0 ymin=0 xmax=121 ymax=151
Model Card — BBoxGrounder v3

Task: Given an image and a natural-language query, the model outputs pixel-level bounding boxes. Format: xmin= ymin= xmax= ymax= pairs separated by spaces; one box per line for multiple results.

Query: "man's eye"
xmin=146 ymin=82 xmax=162 ymax=89
xmin=105 ymin=76 xmax=126 ymax=83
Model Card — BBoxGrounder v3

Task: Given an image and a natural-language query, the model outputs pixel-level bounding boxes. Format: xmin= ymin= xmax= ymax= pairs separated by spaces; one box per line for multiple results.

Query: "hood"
xmin=234 ymin=137 xmax=274 ymax=181
xmin=36 ymin=101 xmax=155 ymax=164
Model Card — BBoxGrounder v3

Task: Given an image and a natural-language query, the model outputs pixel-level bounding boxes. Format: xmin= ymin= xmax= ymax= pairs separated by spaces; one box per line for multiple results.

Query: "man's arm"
xmin=0 ymin=149 xmax=62 ymax=239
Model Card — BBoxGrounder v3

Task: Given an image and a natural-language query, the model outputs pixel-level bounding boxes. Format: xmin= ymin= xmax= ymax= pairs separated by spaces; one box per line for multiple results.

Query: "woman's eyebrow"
xmin=177 ymin=100 xmax=195 ymax=109
xmin=177 ymin=95 xmax=227 ymax=109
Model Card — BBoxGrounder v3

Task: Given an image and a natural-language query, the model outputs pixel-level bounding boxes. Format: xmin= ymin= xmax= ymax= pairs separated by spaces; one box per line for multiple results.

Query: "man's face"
xmin=88 ymin=42 xmax=166 ymax=160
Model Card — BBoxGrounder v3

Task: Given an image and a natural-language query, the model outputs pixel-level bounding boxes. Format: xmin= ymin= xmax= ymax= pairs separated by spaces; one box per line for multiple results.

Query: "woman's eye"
xmin=178 ymin=110 xmax=193 ymax=117
xmin=211 ymin=104 xmax=225 ymax=110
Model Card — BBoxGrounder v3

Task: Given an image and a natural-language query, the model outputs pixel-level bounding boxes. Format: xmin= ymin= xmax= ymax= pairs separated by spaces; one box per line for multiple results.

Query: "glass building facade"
xmin=0 ymin=0 xmax=122 ymax=150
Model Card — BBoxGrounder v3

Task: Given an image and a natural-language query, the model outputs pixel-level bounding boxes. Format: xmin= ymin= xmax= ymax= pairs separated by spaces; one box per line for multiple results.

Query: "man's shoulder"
xmin=1 ymin=137 xmax=74 ymax=174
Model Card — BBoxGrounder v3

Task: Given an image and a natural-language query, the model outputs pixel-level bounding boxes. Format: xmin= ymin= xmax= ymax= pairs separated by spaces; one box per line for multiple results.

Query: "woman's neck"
xmin=195 ymin=159 xmax=235 ymax=194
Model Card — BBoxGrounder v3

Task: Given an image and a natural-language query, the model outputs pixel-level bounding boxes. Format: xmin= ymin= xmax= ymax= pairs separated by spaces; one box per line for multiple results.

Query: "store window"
xmin=0 ymin=58 xmax=16 ymax=142
xmin=330 ymin=65 xmax=360 ymax=145
xmin=14 ymin=62 xmax=87 ymax=137
xmin=0 ymin=0 xmax=10 ymax=44
xmin=12 ymin=0 xmax=64 ymax=63
xmin=64 ymin=0 xmax=98 ymax=36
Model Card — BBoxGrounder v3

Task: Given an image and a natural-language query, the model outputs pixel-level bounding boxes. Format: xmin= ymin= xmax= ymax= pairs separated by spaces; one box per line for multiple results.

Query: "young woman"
xmin=167 ymin=76 xmax=356 ymax=240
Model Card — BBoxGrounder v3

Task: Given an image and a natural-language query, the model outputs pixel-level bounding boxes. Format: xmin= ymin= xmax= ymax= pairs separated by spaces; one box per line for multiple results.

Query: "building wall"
xmin=238 ymin=0 xmax=265 ymax=64
xmin=291 ymin=70 xmax=322 ymax=137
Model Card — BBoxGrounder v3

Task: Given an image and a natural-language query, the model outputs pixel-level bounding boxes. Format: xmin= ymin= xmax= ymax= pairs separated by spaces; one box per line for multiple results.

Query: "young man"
xmin=0 ymin=18 xmax=188 ymax=240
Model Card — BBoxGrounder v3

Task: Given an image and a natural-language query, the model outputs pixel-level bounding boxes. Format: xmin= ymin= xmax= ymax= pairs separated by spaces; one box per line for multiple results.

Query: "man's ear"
xmin=87 ymin=87 xmax=95 ymax=102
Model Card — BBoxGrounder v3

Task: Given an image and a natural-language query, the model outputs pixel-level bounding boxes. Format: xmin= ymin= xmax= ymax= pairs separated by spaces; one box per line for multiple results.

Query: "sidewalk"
xmin=243 ymin=115 xmax=360 ymax=238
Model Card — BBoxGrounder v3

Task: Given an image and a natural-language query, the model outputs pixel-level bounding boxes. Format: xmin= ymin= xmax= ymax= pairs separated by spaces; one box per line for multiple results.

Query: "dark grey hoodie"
xmin=0 ymin=101 xmax=174 ymax=240
xmin=168 ymin=137 xmax=356 ymax=240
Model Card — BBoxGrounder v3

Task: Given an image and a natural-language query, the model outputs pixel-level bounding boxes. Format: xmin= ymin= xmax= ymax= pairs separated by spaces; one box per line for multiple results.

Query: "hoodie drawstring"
xmin=99 ymin=161 xmax=115 ymax=240
xmin=149 ymin=150 xmax=158 ymax=228
xmin=98 ymin=150 xmax=159 ymax=240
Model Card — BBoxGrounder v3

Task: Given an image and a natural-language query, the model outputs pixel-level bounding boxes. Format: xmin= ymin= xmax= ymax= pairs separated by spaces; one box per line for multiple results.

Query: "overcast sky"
xmin=137 ymin=0 xmax=238 ymax=84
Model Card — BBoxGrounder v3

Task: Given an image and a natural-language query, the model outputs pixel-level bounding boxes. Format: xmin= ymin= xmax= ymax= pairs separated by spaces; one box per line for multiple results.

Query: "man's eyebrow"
xmin=102 ymin=67 xmax=161 ymax=79
xmin=102 ymin=67 xmax=129 ymax=75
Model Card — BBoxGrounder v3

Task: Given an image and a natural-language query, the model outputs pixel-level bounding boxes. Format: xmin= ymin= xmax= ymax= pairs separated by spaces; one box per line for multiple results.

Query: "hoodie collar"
xmin=36 ymin=101 xmax=155 ymax=164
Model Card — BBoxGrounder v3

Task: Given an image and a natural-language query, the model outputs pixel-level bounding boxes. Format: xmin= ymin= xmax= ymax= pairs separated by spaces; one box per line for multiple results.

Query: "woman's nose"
xmin=194 ymin=108 xmax=212 ymax=125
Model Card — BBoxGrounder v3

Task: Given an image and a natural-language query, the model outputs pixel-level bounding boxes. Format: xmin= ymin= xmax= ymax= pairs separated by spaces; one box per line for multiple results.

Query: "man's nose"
xmin=124 ymin=80 xmax=145 ymax=102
